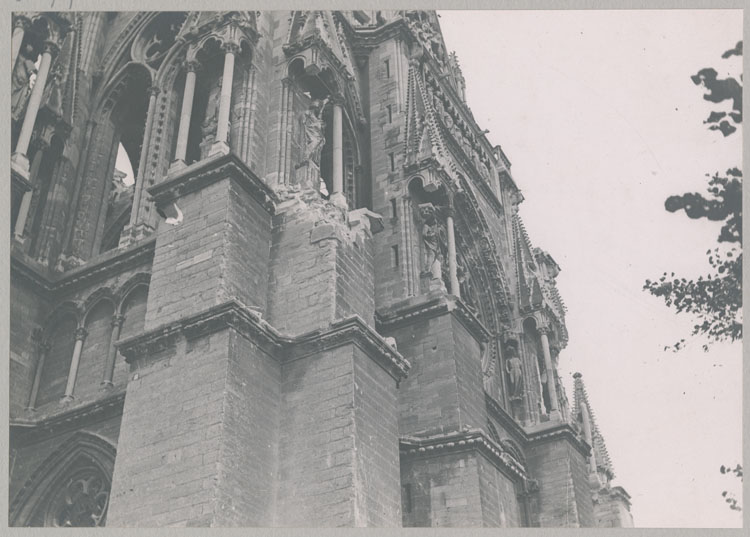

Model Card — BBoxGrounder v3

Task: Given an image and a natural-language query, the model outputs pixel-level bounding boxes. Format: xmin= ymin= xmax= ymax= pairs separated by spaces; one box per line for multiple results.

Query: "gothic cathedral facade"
xmin=9 ymin=11 xmax=633 ymax=527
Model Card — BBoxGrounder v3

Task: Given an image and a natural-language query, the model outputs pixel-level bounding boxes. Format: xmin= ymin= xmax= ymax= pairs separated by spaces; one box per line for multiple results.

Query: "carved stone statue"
xmin=12 ymin=44 xmax=38 ymax=123
xmin=418 ymin=203 xmax=444 ymax=282
xmin=505 ymin=341 xmax=524 ymax=399
xmin=202 ymin=76 xmax=222 ymax=137
xmin=302 ymin=97 xmax=329 ymax=165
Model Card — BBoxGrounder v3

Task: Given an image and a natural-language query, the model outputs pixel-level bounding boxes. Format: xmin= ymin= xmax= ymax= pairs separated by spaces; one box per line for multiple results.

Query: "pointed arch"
xmin=42 ymin=300 xmax=83 ymax=332
xmin=10 ymin=431 xmax=116 ymax=527
xmin=115 ymin=272 xmax=151 ymax=311
xmin=81 ymin=287 xmax=117 ymax=325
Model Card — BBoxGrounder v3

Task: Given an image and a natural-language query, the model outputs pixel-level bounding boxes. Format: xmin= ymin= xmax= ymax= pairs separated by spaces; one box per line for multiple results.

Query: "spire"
xmin=572 ymin=372 xmax=614 ymax=481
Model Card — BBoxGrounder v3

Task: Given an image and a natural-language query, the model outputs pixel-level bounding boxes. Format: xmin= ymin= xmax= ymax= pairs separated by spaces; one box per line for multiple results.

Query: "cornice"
xmin=289 ymin=316 xmax=410 ymax=382
xmin=525 ymin=421 xmax=591 ymax=458
xmin=10 ymin=391 xmax=126 ymax=443
xmin=400 ymin=428 xmax=529 ymax=483
xmin=148 ymin=152 xmax=278 ymax=215
xmin=349 ymin=19 xmax=413 ymax=53
xmin=11 ymin=238 xmax=156 ymax=298
xmin=118 ymin=300 xmax=410 ymax=383
xmin=376 ymin=291 xmax=491 ymax=344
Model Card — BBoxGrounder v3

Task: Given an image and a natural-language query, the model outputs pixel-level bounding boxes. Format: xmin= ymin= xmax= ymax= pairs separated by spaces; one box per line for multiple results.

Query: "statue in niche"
xmin=12 ymin=44 xmax=38 ymax=123
xmin=505 ymin=340 xmax=524 ymax=400
xmin=42 ymin=63 xmax=65 ymax=118
xmin=418 ymin=203 xmax=445 ymax=283
xmin=201 ymin=76 xmax=222 ymax=141
xmin=302 ymin=97 xmax=329 ymax=165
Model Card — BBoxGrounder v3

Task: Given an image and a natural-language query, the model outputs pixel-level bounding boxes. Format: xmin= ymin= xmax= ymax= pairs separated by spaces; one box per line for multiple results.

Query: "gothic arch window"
xmin=10 ymin=433 xmax=115 ymax=527
xmin=69 ymin=63 xmax=152 ymax=259
xmin=76 ymin=298 xmax=116 ymax=400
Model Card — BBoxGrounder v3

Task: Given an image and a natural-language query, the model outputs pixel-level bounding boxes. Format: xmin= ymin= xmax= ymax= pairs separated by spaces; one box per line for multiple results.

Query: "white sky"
xmin=439 ymin=9 xmax=743 ymax=528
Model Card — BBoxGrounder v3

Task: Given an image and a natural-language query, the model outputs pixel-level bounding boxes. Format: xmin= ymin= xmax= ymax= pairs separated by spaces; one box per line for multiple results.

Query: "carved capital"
xmin=537 ymin=325 xmax=551 ymax=336
xmin=111 ymin=314 xmax=126 ymax=329
xmin=74 ymin=327 xmax=88 ymax=342
xmin=42 ymin=40 xmax=61 ymax=58
xmin=184 ymin=59 xmax=201 ymax=73
xmin=222 ymin=41 xmax=241 ymax=55
xmin=13 ymin=15 xmax=32 ymax=32
xmin=31 ymin=328 xmax=51 ymax=353
xmin=148 ymin=85 xmax=161 ymax=97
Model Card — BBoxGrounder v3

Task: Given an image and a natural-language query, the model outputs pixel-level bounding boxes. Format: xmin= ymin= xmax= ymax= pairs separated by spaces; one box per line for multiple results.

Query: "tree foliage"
xmin=644 ymin=42 xmax=743 ymax=352
xmin=720 ymin=464 xmax=743 ymax=512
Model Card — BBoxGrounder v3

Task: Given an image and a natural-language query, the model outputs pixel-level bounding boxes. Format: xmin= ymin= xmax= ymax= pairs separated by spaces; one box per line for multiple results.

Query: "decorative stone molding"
xmin=149 ymin=152 xmax=278 ymax=215
xmin=118 ymin=300 xmax=411 ymax=383
xmin=10 ymin=391 xmax=125 ymax=440
xmin=376 ymin=291 xmax=492 ymax=344
xmin=399 ymin=427 xmax=529 ymax=483
xmin=14 ymin=237 xmax=156 ymax=296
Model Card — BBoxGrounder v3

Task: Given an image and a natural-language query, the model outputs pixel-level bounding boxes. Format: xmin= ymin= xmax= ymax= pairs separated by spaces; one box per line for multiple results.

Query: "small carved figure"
xmin=419 ymin=204 xmax=443 ymax=281
xmin=202 ymin=76 xmax=223 ymax=137
xmin=505 ymin=342 xmax=524 ymax=399
xmin=12 ymin=44 xmax=38 ymax=122
xmin=302 ymin=97 xmax=329 ymax=165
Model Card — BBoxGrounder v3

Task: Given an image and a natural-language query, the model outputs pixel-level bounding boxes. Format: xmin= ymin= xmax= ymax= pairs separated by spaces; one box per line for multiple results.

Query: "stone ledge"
xmin=525 ymin=420 xmax=591 ymax=459
xmin=400 ymin=427 xmax=529 ymax=484
xmin=10 ymin=390 xmax=126 ymax=440
xmin=118 ymin=300 xmax=410 ymax=383
xmin=376 ymin=291 xmax=492 ymax=343
xmin=11 ymin=237 xmax=156 ymax=297
xmin=148 ymin=152 xmax=278 ymax=215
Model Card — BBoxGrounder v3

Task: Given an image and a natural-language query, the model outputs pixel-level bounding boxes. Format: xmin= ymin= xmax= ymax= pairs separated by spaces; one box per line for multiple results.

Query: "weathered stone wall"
xmin=525 ymin=434 xmax=595 ymax=527
xmin=108 ymin=330 xmax=235 ymax=526
xmin=476 ymin=455 xmax=523 ymax=527
xmin=368 ymin=37 xmax=411 ymax=309
xmin=145 ymin=172 xmax=271 ymax=327
xmin=277 ymin=343 xmax=401 ymax=526
xmin=400 ymin=451 xmax=483 ymax=527
xmin=382 ymin=299 xmax=486 ymax=436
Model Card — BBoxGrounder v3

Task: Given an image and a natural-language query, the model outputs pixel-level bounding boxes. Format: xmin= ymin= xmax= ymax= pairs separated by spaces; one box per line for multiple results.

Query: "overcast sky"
xmin=439 ymin=9 xmax=742 ymax=528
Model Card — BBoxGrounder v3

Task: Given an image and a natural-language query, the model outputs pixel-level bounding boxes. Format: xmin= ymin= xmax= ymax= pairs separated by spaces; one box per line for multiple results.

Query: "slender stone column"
xmin=538 ymin=327 xmax=560 ymax=417
xmin=330 ymin=100 xmax=346 ymax=207
xmin=11 ymin=16 xmax=30 ymax=71
xmin=446 ymin=209 xmax=460 ymax=298
xmin=101 ymin=315 xmax=125 ymax=388
xmin=210 ymin=43 xmax=237 ymax=156
xmin=62 ymin=327 xmax=87 ymax=402
xmin=579 ymin=400 xmax=598 ymax=473
xmin=12 ymin=42 xmax=58 ymax=175
xmin=171 ymin=62 xmax=199 ymax=169
xmin=27 ymin=333 xmax=50 ymax=411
